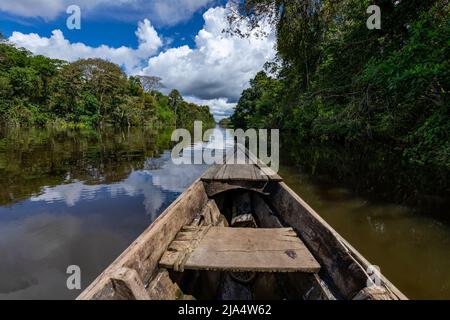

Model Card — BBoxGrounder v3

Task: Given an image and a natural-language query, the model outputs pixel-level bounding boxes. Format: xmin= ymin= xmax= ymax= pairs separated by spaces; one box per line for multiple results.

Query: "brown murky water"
xmin=278 ymin=167 xmax=450 ymax=300
xmin=0 ymin=127 xmax=449 ymax=299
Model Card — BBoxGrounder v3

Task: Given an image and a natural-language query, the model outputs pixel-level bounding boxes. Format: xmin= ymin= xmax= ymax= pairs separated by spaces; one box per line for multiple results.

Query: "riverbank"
xmin=0 ymin=43 xmax=215 ymax=130
xmin=281 ymin=139 xmax=449 ymax=220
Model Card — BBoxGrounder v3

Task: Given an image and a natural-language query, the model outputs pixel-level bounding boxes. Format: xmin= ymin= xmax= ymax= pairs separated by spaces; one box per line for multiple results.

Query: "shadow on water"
xmin=281 ymin=137 xmax=449 ymax=220
xmin=279 ymin=137 xmax=450 ymax=300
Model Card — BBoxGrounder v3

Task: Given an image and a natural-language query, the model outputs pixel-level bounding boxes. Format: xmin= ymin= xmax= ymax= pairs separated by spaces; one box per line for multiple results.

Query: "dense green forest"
xmin=230 ymin=0 xmax=449 ymax=169
xmin=218 ymin=117 xmax=233 ymax=128
xmin=0 ymin=39 xmax=215 ymax=129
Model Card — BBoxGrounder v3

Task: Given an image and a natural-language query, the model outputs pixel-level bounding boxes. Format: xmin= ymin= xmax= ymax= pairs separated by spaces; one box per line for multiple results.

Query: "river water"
xmin=0 ymin=127 xmax=448 ymax=299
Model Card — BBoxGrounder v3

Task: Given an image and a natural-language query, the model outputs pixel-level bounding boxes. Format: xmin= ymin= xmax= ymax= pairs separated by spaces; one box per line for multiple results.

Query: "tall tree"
xmin=136 ymin=75 xmax=165 ymax=94
xmin=0 ymin=42 xmax=216 ymax=129
xmin=168 ymin=89 xmax=183 ymax=125
xmin=229 ymin=0 xmax=449 ymax=168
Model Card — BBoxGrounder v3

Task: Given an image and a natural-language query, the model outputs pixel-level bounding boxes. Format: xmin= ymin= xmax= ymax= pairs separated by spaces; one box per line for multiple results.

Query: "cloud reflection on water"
xmin=29 ymin=151 xmax=208 ymax=219
xmin=0 ymin=127 xmax=233 ymax=299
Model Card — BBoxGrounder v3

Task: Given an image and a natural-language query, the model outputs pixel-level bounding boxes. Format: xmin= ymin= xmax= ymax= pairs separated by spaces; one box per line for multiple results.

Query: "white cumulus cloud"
xmin=141 ymin=6 xmax=276 ymax=115
xmin=7 ymin=3 xmax=276 ymax=119
xmin=148 ymin=0 xmax=215 ymax=26
xmin=0 ymin=0 xmax=108 ymax=19
xmin=9 ymin=18 xmax=162 ymax=74
xmin=0 ymin=0 xmax=215 ymax=26
xmin=185 ymin=96 xmax=236 ymax=120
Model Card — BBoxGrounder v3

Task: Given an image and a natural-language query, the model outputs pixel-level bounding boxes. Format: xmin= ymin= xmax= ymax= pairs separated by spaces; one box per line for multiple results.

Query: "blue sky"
xmin=0 ymin=0 xmax=276 ymax=119
xmin=0 ymin=1 xmax=222 ymax=48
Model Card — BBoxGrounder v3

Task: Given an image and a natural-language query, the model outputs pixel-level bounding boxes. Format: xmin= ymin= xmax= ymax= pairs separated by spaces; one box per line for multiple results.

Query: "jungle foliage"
xmin=230 ymin=0 xmax=449 ymax=169
xmin=0 ymin=42 xmax=215 ymax=129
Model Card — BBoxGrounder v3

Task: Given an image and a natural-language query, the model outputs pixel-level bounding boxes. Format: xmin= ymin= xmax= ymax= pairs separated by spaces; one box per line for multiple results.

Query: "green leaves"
xmin=231 ymin=0 xmax=449 ymax=171
xmin=232 ymin=71 xmax=283 ymax=129
xmin=0 ymin=43 xmax=215 ymax=129
xmin=9 ymin=66 xmax=40 ymax=97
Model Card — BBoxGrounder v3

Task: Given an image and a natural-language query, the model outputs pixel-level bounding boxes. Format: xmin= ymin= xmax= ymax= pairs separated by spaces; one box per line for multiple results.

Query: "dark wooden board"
xmin=201 ymin=144 xmax=282 ymax=182
xmin=160 ymin=227 xmax=321 ymax=273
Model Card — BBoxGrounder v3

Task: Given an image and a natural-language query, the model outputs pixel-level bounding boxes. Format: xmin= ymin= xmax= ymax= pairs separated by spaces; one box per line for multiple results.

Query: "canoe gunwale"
xmin=202 ymin=180 xmax=269 ymax=197
xmin=78 ymin=153 xmax=407 ymax=300
xmin=77 ymin=178 xmax=209 ymax=300
xmin=269 ymin=182 xmax=407 ymax=300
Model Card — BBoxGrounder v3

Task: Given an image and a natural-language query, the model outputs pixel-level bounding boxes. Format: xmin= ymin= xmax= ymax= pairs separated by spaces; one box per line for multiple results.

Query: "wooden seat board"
xmin=201 ymin=164 xmax=221 ymax=180
xmin=202 ymin=164 xmax=270 ymax=182
xmin=236 ymin=144 xmax=282 ymax=181
xmin=201 ymin=144 xmax=282 ymax=182
xmin=160 ymin=227 xmax=321 ymax=273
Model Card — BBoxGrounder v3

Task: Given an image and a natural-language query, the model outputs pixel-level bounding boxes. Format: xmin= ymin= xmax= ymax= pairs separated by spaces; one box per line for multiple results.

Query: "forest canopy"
xmin=229 ymin=0 xmax=449 ymax=169
xmin=0 ymin=41 xmax=215 ymax=129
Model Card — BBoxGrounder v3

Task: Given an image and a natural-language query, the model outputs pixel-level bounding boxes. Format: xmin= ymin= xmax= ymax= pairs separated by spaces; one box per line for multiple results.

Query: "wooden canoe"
xmin=77 ymin=146 xmax=407 ymax=300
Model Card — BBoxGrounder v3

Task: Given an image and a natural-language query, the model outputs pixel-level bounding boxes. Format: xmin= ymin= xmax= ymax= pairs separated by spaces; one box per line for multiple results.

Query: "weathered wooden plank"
xmin=160 ymin=227 xmax=321 ymax=273
xmin=267 ymin=182 xmax=406 ymax=300
xmin=257 ymin=163 xmax=283 ymax=181
xmin=110 ymin=267 xmax=150 ymax=300
xmin=77 ymin=179 xmax=209 ymax=300
xmin=201 ymin=144 xmax=281 ymax=182
xmin=235 ymin=143 xmax=254 ymax=164
xmin=353 ymin=286 xmax=393 ymax=300
xmin=236 ymin=143 xmax=283 ymax=181
xmin=202 ymin=199 xmax=222 ymax=226
xmin=214 ymin=164 xmax=228 ymax=180
xmin=201 ymin=164 xmax=221 ymax=181
xmin=90 ymin=278 xmax=134 ymax=300
xmin=86 ymin=267 xmax=150 ymax=300
xmin=253 ymin=166 xmax=267 ymax=181
xmin=215 ymin=164 xmax=228 ymax=180
xmin=251 ymin=193 xmax=284 ymax=228
xmin=203 ymin=180 xmax=268 ymax=197
xmin=212 ymin=164 xmax=268 ymax=182
xmin=146 ymin=269 xmax=183 ymax=300
xmin=222 ymin=165 xmax=233 ymax=180
xmin=250 ymin=193 xmax=337 ymax=300
xmin=268 ymin=182 xmax=368 ymax=299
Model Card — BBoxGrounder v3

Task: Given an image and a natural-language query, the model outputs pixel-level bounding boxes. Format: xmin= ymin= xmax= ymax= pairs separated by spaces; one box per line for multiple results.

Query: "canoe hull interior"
xmin=77 ymin=178 xmax=406 ymax=300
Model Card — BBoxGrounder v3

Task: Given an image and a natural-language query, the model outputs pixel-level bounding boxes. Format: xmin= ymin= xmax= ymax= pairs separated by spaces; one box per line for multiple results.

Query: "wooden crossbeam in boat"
xmin=201 ymin=144 xmax=282 ymax=182
xmin=235 ymin=144 xmax=282 ymax=181
xmin=221 ymin=164 xmax=267 ymax=181
xmin=159 ymin=226 xmax=321 ymax=273
xmin=201 ymin=163 xmax=281 ymax=182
